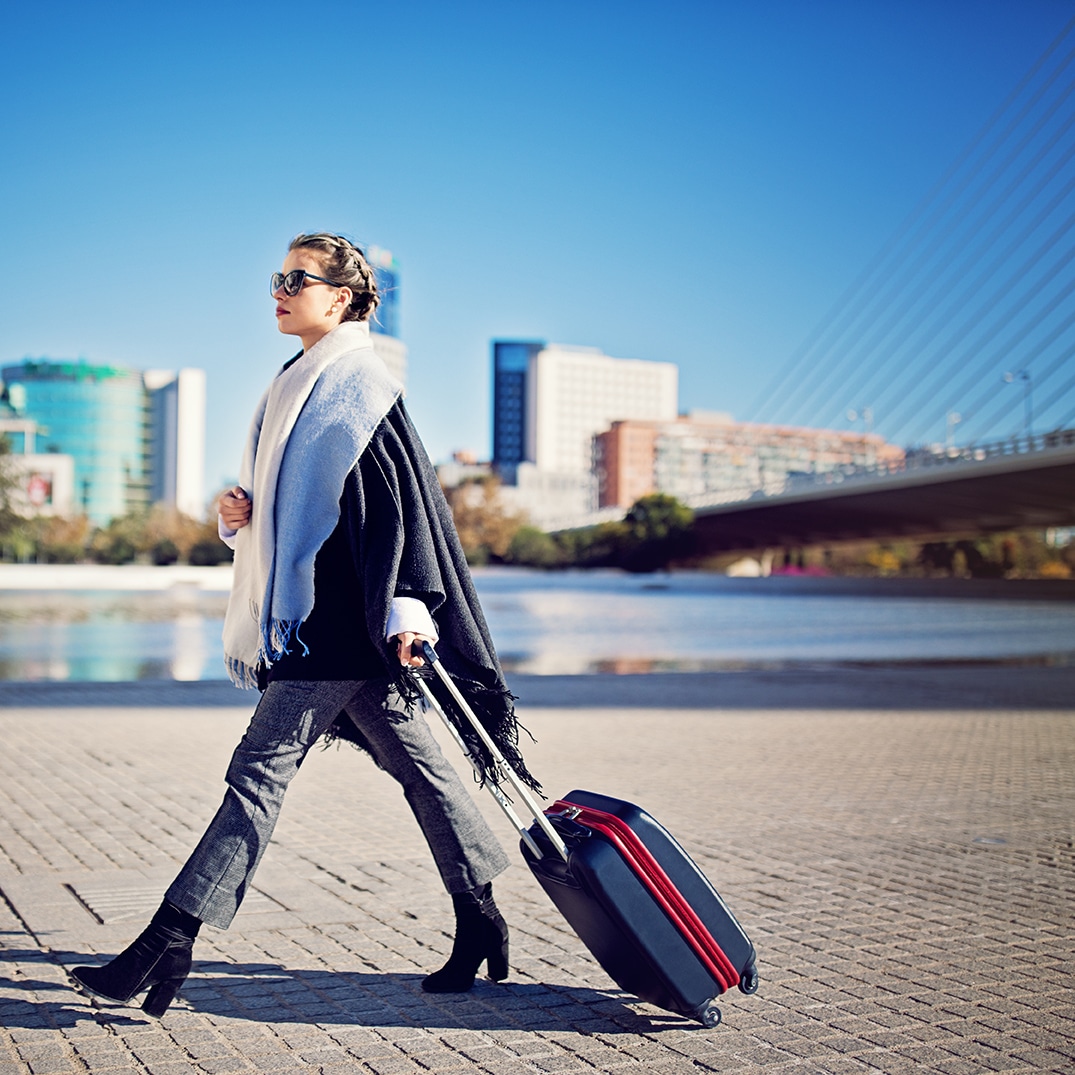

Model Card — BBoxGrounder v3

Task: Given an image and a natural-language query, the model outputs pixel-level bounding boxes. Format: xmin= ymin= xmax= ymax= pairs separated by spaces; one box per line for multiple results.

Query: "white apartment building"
xmin=527 ymin=344 xmax=678 ymax=475
xmin=488 ymin=341 xmax=678 ymax=529
xmin=145 ymin=368 xmax=207 ymax=519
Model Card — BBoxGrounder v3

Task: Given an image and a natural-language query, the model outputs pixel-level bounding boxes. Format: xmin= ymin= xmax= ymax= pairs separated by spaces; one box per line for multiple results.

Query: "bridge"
xmin=692 ymin=428 xmax=1075 ymax=551
xmin=703 ymin=21 xmax=1075 ymax=552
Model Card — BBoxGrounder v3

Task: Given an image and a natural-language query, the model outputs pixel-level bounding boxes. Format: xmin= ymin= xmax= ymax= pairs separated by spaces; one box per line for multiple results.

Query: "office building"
xmin=368 ymin=245 xmax=401 ymax=338
xmin=144 ymin=368 xmax=207 ymax=519
xmin=490 ymin=340 xmax=681 ymax=526
xmin=527 ymin=345 xmax=678 ymax=475
xmin=493 ymin=341 xmax=678 ymax=478
xmin=595 ymin=412 xmax=905 ymax=509
xmin=492 ymin=340 xmax=544 ymax=480
xmin=0 ymin=359 xmax=207 ymax=524
xmin=0 ymin=414 xmax=76 ymax=516
xmin=489 ymin=340 xmax=678 ymax=526
xmin=368 ymin=245 xmax=408 ymax=385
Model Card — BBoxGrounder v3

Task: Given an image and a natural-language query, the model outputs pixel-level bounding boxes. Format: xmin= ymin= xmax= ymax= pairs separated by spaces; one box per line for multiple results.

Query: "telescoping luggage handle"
xmin=409 ymin=640 xmax=569 ymax=863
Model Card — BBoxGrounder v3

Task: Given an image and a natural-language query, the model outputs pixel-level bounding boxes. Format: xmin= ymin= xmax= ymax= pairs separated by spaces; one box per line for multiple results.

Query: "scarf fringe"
xmin=225 ymin=656 xmax=260 ymax=690
xmin=394 ymin=669 xmax=543 ymax=794
xmin=265 ymin=618 xmax=308 ymax=663
xmin=321 ymin=672 xmax=542 ymax=796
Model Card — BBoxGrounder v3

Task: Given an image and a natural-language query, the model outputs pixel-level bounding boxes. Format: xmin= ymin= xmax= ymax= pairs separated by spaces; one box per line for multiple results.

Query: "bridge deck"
xmin=694 ymin=433 xmax=1075 ymax=550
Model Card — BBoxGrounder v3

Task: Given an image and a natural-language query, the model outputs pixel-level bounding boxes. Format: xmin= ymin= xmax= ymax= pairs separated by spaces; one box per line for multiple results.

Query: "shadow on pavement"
xmin=7 ymin=952 xmax=693 ymax=1033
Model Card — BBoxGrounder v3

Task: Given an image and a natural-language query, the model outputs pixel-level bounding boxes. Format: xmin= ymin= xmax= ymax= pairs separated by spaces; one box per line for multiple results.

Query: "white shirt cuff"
xmin=386 ymin=597 xmax=439 ymax=642
xmin=218 ymin=515 xmax=237 ymax=549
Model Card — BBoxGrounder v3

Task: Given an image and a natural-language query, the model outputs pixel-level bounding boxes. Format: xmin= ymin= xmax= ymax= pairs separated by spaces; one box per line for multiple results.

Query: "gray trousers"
xmin=165 ymin=678 xmax=509 ymax=929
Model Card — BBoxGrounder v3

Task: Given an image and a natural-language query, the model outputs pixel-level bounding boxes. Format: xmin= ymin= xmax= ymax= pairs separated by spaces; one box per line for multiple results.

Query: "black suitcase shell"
xmin=522 ymin=789 xmax=757 ymax=1026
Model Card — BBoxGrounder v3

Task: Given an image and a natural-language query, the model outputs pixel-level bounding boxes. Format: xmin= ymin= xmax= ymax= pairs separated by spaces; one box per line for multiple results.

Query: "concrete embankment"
xmin=0 ymin=563 xmax=235 ymax=591
xmin=0 ymin=660 xmax=1073 ymax=711
xmin=1 ymin=561 xmax=1074 ymax=601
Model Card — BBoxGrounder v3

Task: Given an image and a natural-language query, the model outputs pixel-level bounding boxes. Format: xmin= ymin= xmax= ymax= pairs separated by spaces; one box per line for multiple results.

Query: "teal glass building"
xmin=1 ymin=359 xmax=150 ymax=524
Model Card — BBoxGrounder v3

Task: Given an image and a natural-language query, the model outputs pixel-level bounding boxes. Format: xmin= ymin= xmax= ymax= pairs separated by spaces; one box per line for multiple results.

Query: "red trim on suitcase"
xmin=550 ymin=800 xmax=741 ymax=993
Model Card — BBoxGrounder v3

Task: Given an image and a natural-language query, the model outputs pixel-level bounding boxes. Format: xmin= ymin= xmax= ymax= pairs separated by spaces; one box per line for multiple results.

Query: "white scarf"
xmin=223 ymin=320 xmax=402 ymax=687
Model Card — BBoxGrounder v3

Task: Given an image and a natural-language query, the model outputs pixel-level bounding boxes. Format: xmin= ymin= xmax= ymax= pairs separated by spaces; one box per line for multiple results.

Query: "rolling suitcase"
xmin=411 ymin=640 xmax=759 ymax=1027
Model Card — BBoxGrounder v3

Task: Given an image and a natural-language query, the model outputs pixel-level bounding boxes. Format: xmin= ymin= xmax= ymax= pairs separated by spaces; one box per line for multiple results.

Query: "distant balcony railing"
xmin=686 ymin=426 xmax=1075 ymax=510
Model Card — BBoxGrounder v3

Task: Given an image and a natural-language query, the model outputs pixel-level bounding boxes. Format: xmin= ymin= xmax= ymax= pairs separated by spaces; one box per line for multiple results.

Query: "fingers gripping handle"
xmin=412 ymin=639 xmax=438 ymax=665
xmin=410 ymin=641 xmax=568 ymax=862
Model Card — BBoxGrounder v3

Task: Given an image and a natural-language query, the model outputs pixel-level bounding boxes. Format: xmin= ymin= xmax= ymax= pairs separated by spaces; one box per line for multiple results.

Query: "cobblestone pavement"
xmin=0 ymin=681 xmax=1071 ymax=1074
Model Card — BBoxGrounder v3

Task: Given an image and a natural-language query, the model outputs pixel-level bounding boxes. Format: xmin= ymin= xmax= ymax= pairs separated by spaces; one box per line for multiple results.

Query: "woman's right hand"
xmin=219 ymin=486 xmax=252 ymax=530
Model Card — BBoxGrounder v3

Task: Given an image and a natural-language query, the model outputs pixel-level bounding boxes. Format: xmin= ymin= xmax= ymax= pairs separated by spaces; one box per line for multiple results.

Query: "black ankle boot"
xmin=422 ymin=882 xmax=509 ymax=993
xmin=71 ymin=900 xmax=201 ymax=1017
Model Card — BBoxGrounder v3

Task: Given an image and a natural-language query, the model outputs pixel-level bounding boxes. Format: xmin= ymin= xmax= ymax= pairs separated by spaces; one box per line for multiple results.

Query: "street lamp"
xmin=946 ymin=411 xmax=962 ymax=450
xmin=846 ymin=406 xmax=874 ymax=434
xmin=1003 ymin=369 xmax=1033 ymax=437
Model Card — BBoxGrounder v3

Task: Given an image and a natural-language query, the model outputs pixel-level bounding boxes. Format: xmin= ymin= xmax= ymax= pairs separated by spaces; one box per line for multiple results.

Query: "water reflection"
xmin=478 ymin=570 xmax=1075 ymax=674
xmin=0 ymin=570 xmax=1073 ymax=681
xmin=0 ymin=590 xmax=229 ymax=682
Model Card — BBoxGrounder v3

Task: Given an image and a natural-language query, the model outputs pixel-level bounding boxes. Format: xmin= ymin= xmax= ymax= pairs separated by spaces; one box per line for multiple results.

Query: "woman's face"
xmin=273 ymin=248 xmax=349 ymax=350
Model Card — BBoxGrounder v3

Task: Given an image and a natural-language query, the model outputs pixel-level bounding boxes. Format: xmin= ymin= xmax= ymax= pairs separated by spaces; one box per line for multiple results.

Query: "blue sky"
xmin=2 ymin=1 xmax=1072 ymax=494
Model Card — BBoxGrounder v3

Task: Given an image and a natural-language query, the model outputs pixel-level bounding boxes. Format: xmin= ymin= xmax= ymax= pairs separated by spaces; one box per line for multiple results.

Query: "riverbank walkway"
xmin=0 ymin=668 xmax=1072 ymax=1074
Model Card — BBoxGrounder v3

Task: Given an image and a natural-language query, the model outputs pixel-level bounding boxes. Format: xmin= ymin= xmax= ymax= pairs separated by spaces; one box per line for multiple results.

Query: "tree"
xmin=506 ymin=525 xmax=563 ymax=568
xmin=555 ymin=520 xmax=628 ymax=568
xmin=89 ymin=513 xmax=145 ymax=564
xmin=188 ymin=511 xmax=233 ymax=565
xmin=0 ymin=438 xmax=27 ymax=554
xmin=29 ymin=514 xmax=92 ymax=563
xmin=142 ymin=505 xmax=206 ymax=564
xmin=619 ymin=493 xmax=694 ymax=572
xmin=442 ymin=475 xmax=525 ymax=565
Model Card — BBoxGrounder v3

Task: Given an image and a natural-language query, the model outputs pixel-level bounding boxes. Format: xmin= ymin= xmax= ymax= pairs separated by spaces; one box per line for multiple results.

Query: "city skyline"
xmin=3 ymin=2 xmax=1071 ymax=495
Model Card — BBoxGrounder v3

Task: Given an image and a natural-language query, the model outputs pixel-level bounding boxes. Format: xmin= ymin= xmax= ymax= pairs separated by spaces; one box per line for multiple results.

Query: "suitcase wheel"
xmin=695 ymin=1001 xmax=722 ymax=1028
xmin=738 ymin=964 xmax=760 ymax=995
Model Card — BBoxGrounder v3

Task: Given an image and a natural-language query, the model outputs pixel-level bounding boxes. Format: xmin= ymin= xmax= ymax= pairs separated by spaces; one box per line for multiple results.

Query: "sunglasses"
xmin=270 ymin=269 xmax=343 ymax=297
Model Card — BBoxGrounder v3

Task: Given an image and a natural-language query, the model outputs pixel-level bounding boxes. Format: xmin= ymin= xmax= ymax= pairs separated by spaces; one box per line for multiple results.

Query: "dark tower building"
xmin=491 ymin=340 xmax=544 ymax=482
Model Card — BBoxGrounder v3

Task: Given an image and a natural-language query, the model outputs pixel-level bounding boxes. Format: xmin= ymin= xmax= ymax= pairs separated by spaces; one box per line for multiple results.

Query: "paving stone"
xmin=0 ymin=698 xmax=1072 ymax=1075
xmin=194 ymin=1059 xmax=253 ymax=1074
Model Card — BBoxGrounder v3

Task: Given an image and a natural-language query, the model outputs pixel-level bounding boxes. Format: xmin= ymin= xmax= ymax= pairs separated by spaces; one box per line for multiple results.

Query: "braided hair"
xmin=288 ymin=232 xmax=381 ymax=324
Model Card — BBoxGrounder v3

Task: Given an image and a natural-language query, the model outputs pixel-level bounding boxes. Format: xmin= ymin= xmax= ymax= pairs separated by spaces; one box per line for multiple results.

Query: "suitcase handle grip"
xmin=408 ymin=640 xmax=570 ymax=863
xmin=546 ymin=811 xmax=592 ymax=841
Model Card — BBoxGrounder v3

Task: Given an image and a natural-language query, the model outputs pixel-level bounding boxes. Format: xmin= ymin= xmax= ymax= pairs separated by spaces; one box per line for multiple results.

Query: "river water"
xmin=0 ymin=568 xmax=1072 ymax=682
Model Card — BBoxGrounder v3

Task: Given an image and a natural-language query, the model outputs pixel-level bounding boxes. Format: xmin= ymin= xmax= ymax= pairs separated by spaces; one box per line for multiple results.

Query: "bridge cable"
xmin=748 ymin=16 xmax=1075 ymax=441
xmin=841 ymin=174 xmax=1075 ymax=442
xmin=880 ymin=226 xmax=1075 ymax=441
xmin=780 ymin=62 xmax=1075 ymax=432
xmin=812 ymin=134 xmax=1075 ymax=436
xmin=978 ymin=340 xmax=1075 ymax=437
xmin=746 ymin=15 xmax=1075 ymax=422
xmin=956 ymin=310 xmax=1075 ymax=441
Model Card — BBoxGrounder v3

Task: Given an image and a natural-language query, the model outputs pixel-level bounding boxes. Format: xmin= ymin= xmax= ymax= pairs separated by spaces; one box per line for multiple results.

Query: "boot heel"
xmin=71 ymin=901 xmax=199 ymax=1014
xmin=142 ymin=978 xmax=183 ymax=1018
xmin=486 ymin=939 xmax=509 ymax=982
xmin=423 ymin=890 xmax=510 ymax=993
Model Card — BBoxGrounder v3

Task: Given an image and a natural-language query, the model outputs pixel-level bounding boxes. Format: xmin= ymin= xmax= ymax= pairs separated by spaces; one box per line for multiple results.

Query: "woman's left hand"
xmin=395 ymin=632 xmax=433 ymax=668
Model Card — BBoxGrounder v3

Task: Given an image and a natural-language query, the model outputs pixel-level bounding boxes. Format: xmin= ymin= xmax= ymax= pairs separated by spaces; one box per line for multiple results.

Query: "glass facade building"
xmin=367 ymin=246 xmax=401 ymax=339
xmin=492 ymin=340 xmax=544 ymax=477
xmin=2 ymin=360 xmax=149 ymax=523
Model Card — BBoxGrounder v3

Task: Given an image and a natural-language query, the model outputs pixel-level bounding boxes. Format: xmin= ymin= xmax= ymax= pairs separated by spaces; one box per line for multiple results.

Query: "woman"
xmin=71 ymin=233 xmax=538 ymax=1017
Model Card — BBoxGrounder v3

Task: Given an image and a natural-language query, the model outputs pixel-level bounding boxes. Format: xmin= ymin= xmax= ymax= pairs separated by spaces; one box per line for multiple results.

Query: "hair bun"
xmin=288 ymin=232 xmax=380 ymax=324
